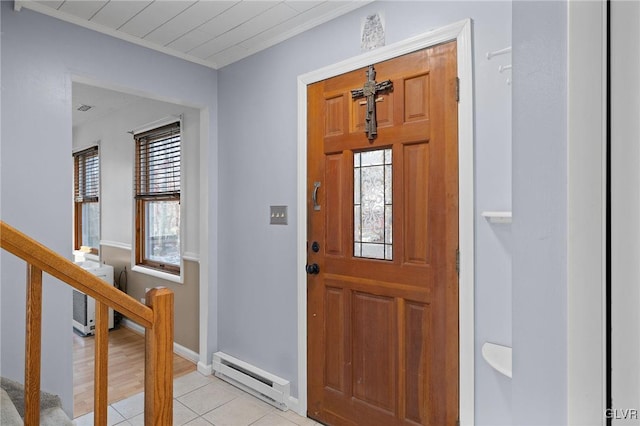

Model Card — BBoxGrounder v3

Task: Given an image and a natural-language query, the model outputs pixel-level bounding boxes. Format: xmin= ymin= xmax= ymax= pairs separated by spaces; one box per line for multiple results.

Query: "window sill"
xmin=73 ymin=250 xmax=99 ymax=263
xmin=132 ymin=265 xmax=183 ymax=284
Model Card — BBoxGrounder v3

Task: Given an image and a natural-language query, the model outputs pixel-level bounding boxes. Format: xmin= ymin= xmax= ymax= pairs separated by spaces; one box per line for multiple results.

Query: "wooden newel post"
xmin=144 ymin=287 xmax=174 ymax=426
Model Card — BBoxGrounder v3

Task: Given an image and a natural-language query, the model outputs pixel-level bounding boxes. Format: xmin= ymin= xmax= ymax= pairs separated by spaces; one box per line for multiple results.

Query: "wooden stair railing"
xmin=0 ymin=221 xmax=174 ymax=426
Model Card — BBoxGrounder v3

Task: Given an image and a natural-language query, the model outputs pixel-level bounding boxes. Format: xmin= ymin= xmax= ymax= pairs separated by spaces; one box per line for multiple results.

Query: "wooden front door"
xmin=306 ymin=42 xmax=459 ymax=426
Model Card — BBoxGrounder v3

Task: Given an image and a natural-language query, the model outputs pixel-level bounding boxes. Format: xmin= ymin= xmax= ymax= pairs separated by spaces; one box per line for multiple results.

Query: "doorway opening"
xmin=70 ymin=81 xmax=205 ymax=417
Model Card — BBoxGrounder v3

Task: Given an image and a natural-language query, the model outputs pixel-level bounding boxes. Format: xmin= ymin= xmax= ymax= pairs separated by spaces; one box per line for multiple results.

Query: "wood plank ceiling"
xmin=16 ymin=0 xmax=371 ymax=69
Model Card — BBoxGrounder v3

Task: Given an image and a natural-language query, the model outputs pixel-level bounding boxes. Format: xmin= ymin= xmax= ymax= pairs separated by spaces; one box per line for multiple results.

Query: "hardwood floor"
xmin=73 ymin=325 xmax=196 ymax=418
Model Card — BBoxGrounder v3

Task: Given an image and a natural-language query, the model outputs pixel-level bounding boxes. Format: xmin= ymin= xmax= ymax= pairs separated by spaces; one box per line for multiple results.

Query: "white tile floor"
xmin=74 ymin=371 xmax=321 ymax=426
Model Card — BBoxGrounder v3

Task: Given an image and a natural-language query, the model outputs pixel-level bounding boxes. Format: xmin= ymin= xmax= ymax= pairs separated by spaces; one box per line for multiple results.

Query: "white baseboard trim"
xmin=121 ymin=318 xmax=198 ymax=365
xmin=121 ymin=318 xmax=144 ymax=335
xmin=287 ymin=396 xmax=302 ymax=416
xmin=174 ymin=342 xmax=199 ymax=364
xmin=197 ymin=361 xmax=213 ymax=376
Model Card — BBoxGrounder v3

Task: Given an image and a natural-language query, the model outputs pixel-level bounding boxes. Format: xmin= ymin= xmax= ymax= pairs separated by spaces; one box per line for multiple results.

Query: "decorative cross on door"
xmin=351 ymin=65 xmax=393 ymax=140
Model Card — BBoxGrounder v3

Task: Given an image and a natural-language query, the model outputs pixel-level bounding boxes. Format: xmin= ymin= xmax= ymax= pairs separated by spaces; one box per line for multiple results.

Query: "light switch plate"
xmin=270 ymin=205 xmax=288 ymax=225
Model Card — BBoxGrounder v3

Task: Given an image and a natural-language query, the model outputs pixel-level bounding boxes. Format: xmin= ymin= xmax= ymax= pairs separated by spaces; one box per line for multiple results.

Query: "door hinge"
xmin=456 ymin=248 xmax=460 ymax=276
xmin=455 ymin=77 xmax=460 ymax=102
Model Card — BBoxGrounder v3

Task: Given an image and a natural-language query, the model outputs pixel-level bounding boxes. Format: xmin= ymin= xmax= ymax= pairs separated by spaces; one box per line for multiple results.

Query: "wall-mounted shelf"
xmin=482 ymin=342 xmax=512 ymax=378
xmin=481 ymin=211 xmax=512 ymax=224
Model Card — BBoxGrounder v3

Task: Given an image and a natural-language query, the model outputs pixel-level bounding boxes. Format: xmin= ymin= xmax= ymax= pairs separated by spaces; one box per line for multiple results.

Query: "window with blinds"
xmin=134 ymin=123 xmax=181 ymax=200
xmin=134 ymin=121 xmax=181 ymax=274
xmin=73 ymin=146 xmax=100 ymax=253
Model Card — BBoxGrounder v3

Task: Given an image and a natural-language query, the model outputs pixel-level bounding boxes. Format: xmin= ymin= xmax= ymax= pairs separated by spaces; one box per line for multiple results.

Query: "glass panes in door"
xmin=354 ymin=148 xmax=392 ymax=260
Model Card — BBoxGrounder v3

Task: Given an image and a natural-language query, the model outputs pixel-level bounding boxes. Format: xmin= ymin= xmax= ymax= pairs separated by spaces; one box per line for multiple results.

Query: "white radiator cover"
xmin=72 ymin=262 xmax=115 ymax=335
xmin=212 ymin=352 xmax=290 ymax=411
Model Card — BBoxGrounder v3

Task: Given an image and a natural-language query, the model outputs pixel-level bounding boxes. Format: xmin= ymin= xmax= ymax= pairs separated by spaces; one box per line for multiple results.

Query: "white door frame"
xmin=567 ymin=1 xmax=607 ymax=424
xmin=296 ymin=19 xmax=474 ymax=424
xmin=610 ymin=1 xmax=640 ymax=422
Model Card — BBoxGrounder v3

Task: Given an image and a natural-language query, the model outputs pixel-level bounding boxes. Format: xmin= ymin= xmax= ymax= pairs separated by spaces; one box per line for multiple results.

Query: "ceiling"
xmin=72 ymin=82 xmax=152 ymax=128
xmin=16 ymin=0 xmax=372 ymax=69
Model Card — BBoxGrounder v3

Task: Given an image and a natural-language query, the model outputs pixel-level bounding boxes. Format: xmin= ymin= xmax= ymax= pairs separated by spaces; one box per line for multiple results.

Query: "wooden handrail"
xmin=0 ymin=221 xmax=153 ymax=328
xmin=0 ymin=221 xmax=174 ymax=426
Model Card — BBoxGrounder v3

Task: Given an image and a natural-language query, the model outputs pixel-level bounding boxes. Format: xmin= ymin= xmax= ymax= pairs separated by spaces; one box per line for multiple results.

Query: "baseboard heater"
xmin=212 ymin=351 xmax=290 ymax=411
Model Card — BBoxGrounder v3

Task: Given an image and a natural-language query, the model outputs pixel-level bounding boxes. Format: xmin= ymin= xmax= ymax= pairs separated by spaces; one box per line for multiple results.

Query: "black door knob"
xmin=306 ymin=263 xmax=320 ymax=275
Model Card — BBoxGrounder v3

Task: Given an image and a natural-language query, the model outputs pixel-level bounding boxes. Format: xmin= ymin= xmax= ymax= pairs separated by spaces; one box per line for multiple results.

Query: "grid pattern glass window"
xmin=73 ymin=146 xmax=100 ymax=253
xmin=354 ymin=148 xmax=392 ymax=260
xmin=134 ymin=122 xmax=181 ymax=274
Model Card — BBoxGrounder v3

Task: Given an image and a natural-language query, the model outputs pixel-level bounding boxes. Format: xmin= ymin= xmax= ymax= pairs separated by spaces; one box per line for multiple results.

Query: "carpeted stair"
xmin=0 ymin=377 xmax=73 ymax=425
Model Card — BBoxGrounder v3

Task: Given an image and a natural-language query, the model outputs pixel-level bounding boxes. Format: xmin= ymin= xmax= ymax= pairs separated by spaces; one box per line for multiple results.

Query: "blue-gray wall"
xmin=0 ymin=3 xmax=218 ymax=415
xmin=0 ymin=0 xmax=574 ymax=423
xmin=512 ymin=1 xmax=567 ymax=424
xmin=217 ymin=2 xmax=513 ymax=423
